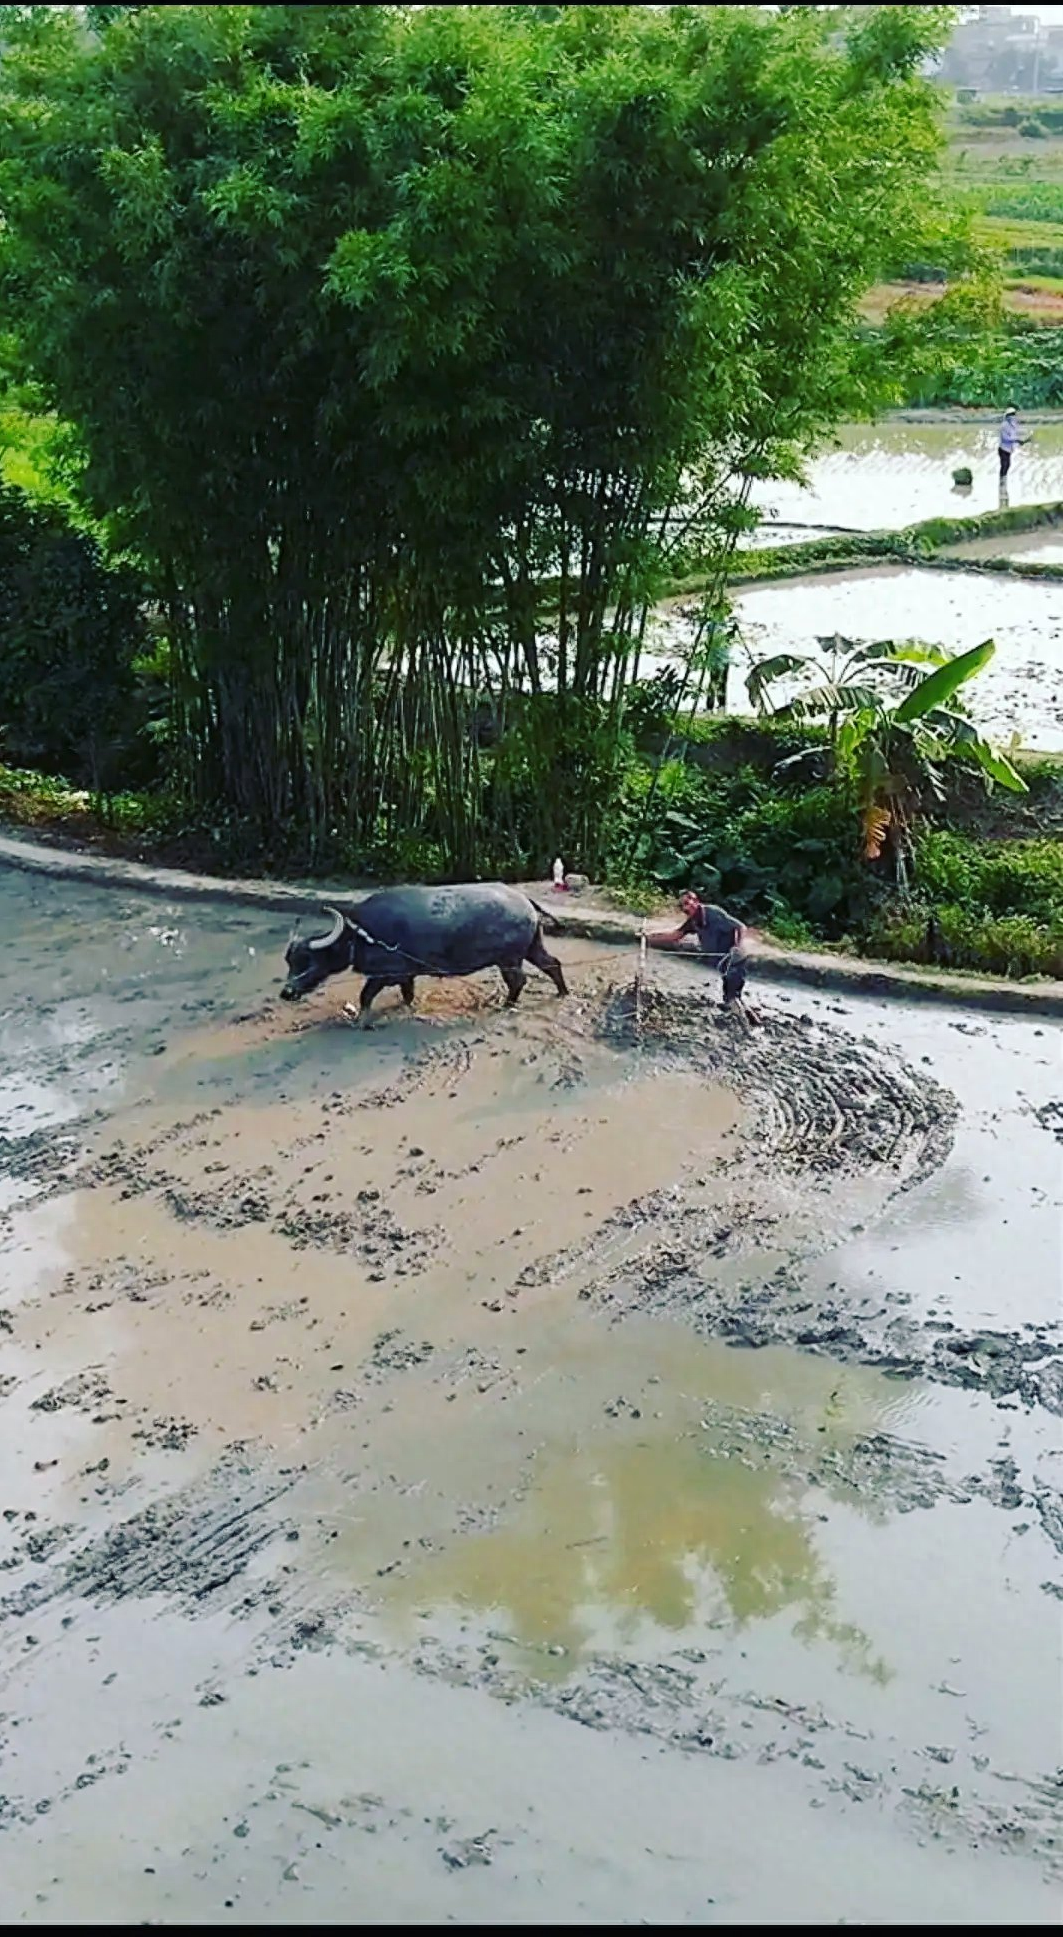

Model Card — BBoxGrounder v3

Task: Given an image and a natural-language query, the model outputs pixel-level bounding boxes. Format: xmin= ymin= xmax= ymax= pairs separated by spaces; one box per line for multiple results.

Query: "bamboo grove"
xmin=0 ymin=4 xmax=955 ymax=874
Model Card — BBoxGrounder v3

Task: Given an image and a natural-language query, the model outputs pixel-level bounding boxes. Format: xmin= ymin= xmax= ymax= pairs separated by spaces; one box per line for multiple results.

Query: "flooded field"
xmin=649 ymin=562 xmax=1063 ymax=750
xmin=752 ymin=418 xmax=1063 ymax=533
xmin=943 ymin=529 xmax=1063 ymax=567
xmin=640 ymin=420 xmax=1063 ymax=749
xmin=646 ymin=557 xmax=1061 ymax=751
xmin=1 ymin=871 xmax=1061 ymax=1925
xmin=733 ymin=564 xmax=1063 ymax=751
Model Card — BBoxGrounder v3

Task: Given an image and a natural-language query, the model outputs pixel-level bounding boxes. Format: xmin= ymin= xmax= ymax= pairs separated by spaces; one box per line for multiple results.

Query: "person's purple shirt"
xmin=999 ymin=413 xmax=1023 ymax=453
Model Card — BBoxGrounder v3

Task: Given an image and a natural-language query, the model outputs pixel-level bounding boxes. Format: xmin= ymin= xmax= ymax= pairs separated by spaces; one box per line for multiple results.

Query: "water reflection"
xmin=386 ymin=1429 xmax=889 ymax=1685
xmin=944 ymin=530 xmax=1063 ymax=566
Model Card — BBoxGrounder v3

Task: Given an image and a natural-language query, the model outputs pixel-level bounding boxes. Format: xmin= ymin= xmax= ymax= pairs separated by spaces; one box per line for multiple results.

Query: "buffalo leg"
xmin=526 ymin=931 xmax=569 ymax=998
xmin=500 ymin=964 xmax=527 ymax=1005
xmin=358 ymin=976 xmax=388 ymax=1022
xmin=400 ymin=978 xmax=416 ymax=1007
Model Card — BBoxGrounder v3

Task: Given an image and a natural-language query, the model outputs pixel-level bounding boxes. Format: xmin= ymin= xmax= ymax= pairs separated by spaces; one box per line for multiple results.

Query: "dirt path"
xmin=1 ymin=873 xmax=1060 ymax=1923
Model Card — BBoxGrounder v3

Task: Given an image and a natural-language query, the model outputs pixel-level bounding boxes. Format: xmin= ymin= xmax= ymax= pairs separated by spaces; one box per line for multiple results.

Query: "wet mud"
xmin=1 ymin=875 xmax=1061 ymax=1923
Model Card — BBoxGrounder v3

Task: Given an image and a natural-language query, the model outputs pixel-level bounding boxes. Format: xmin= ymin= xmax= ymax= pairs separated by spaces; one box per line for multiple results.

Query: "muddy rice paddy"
xmin=648 ymin=559 xmax=1063 ymax=751
xmin=0 ymin=872 xmax=1061 ymax=1924
xmin=751 ymin=418 xmax=1063 ymax=532
xmin=731 ymin=563 xmax=1063 ymax=752
xmin=646 ymin=418 xmax=1063 ymax=750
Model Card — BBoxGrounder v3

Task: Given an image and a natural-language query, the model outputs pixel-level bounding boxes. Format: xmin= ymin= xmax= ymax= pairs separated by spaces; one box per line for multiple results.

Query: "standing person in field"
xmin=998 ymin=405 xmax=1026 ymax=484
xmin=649 ymin=889 xmax=758 ymax=1019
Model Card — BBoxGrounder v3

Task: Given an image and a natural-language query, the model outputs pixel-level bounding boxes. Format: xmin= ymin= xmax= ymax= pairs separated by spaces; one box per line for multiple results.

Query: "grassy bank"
xmin=669 ymin=498 xmax=1063 ymax=596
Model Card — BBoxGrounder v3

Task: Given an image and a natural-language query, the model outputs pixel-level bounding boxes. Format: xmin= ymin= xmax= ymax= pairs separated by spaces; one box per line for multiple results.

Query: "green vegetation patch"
xmin=668 ymin=501 xmax=1063 ymax=595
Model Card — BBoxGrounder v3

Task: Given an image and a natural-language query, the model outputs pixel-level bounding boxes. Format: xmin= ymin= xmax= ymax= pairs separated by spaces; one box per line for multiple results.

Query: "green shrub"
xmin=1007 ymin=245 xmax=1063 ymax=279
xmin=761 ymin=908 xmax=819 ymax=948
xmin=866 ymin=903 xmax=1063 ymax=979
xmin=915 ymin=830 xmax=1063 ymax=925
xmin=625 ymin=669 xmax=686 ymax=740
xmin=897 ymin=261 xmax=949 ymax=284
xmin=967 ymin=182 xmax=1063 ymax=223
xmin=899 ymin=325 xmax=1063 ymax=408
xmin=0 ymin=763 xmax=86 ymax=822
xmin=611 ymin=742 xmax=1063 ymax=976
xmin=0 ymin=482 xmax=150 ymax=789
xmin=641 ymin=714 xmax=831 ymax=766
xmin=612 ymin=767 xmax=871 ymax=936
xmin=955 ymin=99 xmax=1063 ymax=136
xmin=859 ymin=830 xmax=1063 ymax=978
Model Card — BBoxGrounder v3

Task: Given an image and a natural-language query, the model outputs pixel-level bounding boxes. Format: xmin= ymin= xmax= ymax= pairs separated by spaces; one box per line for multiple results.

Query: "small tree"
xmin=748 ymin=636 xmax=1026 ymax=886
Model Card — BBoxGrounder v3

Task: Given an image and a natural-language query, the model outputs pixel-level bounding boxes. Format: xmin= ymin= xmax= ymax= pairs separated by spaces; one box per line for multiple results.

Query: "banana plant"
xmin=747 ymin=636 xmax=1026 ymax=884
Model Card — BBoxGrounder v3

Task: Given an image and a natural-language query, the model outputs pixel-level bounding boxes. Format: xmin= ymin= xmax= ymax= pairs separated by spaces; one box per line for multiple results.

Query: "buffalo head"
xmin=281 ymin=906 xmax=354 ymax=1001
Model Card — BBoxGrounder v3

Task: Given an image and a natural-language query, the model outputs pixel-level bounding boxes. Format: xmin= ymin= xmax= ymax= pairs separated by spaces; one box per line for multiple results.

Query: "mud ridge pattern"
xmin=0 ymin=1454 xmax=298 ymax=1625
xmin=598 ymin=982 xmax=958 ymax=1189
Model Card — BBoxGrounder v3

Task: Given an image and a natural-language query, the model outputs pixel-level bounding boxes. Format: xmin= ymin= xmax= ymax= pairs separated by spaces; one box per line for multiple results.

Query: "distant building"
xmin=938 ymin=6 xmax=1063 ymax=94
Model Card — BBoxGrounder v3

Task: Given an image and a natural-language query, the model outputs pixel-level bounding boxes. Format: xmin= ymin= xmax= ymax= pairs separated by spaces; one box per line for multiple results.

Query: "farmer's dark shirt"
xmin=678 ymin=902 xmax=742 ymax=958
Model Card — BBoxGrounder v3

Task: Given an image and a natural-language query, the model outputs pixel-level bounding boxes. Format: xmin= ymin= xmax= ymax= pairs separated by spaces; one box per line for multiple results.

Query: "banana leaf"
xmin=894 ymin=639 xmax=995 ymax=723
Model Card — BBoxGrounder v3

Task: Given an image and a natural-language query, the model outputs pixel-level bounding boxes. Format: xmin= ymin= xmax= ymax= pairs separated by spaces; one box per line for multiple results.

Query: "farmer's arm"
xmin=648 ymin=917 xmax=696 ymax=949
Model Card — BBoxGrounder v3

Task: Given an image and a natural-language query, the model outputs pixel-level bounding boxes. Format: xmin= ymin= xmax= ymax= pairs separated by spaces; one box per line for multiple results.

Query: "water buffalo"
xmin=280 ymin=884 xmax=569 ymax=1018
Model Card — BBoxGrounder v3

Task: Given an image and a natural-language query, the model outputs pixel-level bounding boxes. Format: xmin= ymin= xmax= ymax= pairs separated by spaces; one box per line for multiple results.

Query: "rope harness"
xmin=304 ymin=911 xmax=568 ymax=980
xmin=294 ymin=912 xmax=747 ymax=993
xmin=345 ymin=930 xmax=741 ymax=984
xmin=345 ymin=915 xmax=451 ymax=976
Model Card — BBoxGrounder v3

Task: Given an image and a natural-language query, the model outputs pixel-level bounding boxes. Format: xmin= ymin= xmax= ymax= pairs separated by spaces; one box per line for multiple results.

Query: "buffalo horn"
xmin=309 ymin=905 xmax=346 ymax=952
